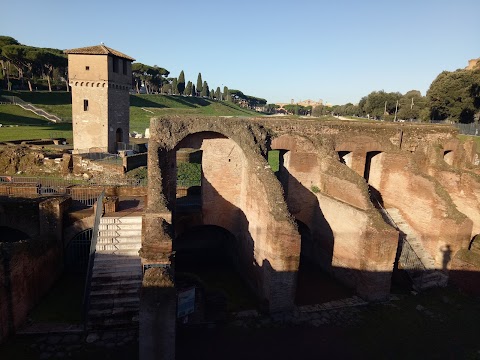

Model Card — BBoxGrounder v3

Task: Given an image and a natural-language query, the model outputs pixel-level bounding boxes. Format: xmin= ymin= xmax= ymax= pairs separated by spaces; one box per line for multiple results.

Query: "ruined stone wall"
xmin=369 ymin=152 xmax=472 ymax=266
xmin=123 ymin=153 xmax=147 ymax=172
xmin=72 ymin=154 xmax=124 ymax=176
xmin=0 ymin=197 xmax=68 ymax=343
xmin=0 ymin=239 xmax=63 ymax=343
xmin=271 ymin=134 xmax=397 ymax=300
xmin=0 ymin=198 xmax=40 ymax=238
xmin=146 ymin=117 xmax=301 ymax=311
xmin=434 ymin=170 xmax=480 ymax=240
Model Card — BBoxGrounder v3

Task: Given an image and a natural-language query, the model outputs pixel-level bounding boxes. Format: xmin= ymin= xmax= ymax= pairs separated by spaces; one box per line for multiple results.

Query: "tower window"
xmin=123 ymin=59 xmax=127 ymax=75
xmin=85 ymin=66 xmax=90 ymax=71
xmin=113 ymin=57 xmax=119 ymax=73
xmin=84 ymin=99 xmax=89 ymax=111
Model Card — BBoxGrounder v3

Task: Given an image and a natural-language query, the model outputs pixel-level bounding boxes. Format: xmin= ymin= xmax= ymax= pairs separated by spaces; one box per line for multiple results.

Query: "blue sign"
xmin=177 ymin=288 xmax=195 ymax=318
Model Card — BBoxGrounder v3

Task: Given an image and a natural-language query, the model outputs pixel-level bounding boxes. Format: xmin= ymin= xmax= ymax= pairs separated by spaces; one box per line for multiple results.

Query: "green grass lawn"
xmin=129 ymin=94 xmax=259 ymax=133
xmin=1 ymin=91 xmax=262 ymax=139
xmin=0 ymin=104 xmax=72 ymax=141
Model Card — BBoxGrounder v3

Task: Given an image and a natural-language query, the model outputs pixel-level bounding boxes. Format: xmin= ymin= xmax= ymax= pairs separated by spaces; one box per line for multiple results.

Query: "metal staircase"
xmin=87 ymin=216 xmax=143 ymax=330
xmin=2 ymin=95 xmax=64 ymax=123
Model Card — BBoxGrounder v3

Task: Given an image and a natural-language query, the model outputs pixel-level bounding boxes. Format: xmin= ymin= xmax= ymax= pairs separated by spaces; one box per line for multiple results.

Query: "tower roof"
xmin=64 ymin=44 xmax=135 ymax=61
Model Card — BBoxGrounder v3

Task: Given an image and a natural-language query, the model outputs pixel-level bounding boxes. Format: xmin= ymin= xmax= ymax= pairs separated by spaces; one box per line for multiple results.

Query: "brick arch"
xmin=144 ymin=117 xmax=301 ymax=312
xmin=271 ymin=133 xmax=317 ymax=153
xmin=335 ymin=135 xmax=385 ymax=153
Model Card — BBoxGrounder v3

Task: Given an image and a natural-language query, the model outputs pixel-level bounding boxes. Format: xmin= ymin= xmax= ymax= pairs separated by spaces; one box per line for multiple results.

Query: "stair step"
xmin=99 ymin=223 xmax=142 ymax=230
xmin=96 ymin=243 xmax=142 ymax=251
xmin=90 ymin=287 xmax=139 ymax=298
xmin=101 ymin=216 xmax=142 ymax=224
xmin=92 ymin=271 xmax=142 ymax=282
xmin=95 ymin=249 xmax=140 ymax=256
xmin=87 ymin=317 xmax=138 ymax=330
xmin=98 ymin=229 xmax=142 ymax=237
xmin=97 ymin=236 xmax=141 ymax=244
xmin=89 ymin=307 xmax=139 ymax=318
xmin=90 ymin=295 xmax=140 ymax=308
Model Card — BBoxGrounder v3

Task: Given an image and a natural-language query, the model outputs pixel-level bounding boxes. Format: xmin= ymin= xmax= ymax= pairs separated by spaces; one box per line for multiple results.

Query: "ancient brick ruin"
xmin=143 ymin=117 xmax=478 ymax=312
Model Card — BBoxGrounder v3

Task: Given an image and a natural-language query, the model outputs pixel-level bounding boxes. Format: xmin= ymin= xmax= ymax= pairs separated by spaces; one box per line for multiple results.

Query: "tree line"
xmin=131 ymin=63 xmax=267 ymax=109
xmin=0 ymin=36 xmax=266 ymax=110
xmin=314 ymin=63 xmax=480 ymax=124
xmin=0 ymin=36 xmax=68 ymax=92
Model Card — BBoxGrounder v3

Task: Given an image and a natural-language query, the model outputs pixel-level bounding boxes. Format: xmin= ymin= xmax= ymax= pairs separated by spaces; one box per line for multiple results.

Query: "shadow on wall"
xmin=278 ymin=165 xmax=335 ymax=273
xmin=173 ymin=176 xmax=277 ymax=312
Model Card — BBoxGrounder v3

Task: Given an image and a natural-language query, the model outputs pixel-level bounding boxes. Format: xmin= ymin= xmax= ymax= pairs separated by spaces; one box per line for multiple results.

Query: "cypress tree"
xmin=191 ymin=84 xmax=196 ymax=97
xmin=215 ymin=87 xmax=221 ymax=100
xmin=196 ymin=73 xmax=203 ymax=96
xmin=223 ymin=86 xmax=229 ymax=101
xmin=185 ymin=81 xmax=192 ymax=96
xmin=172 ymin=78 xmax=178 ymax=95
xmin=177 ymin=70 xmax=185 ymax=95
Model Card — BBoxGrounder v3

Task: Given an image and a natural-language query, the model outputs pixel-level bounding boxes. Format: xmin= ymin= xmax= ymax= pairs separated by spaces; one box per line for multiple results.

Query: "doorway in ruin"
xmin=0 ymin=226 xmax=30 ymax=243
xmin=443 ymin=150 xmax=454 ymax=165
xmin=270 ymin=148 xmax=354 ymax=305
xmin=115 ymin=128 xmax=123 ymax=152
xmin=338 ymin=151 xmax=353 ymax=168
xmin=364 ymin=151 xmax=384 ymax=204
xmin=172 ymin=132 xmax=258 ymax=319
xmin=174 ymin=225 xmax=256 ymax=321
xmin=294 ymin=220 xmax=353 ymax=305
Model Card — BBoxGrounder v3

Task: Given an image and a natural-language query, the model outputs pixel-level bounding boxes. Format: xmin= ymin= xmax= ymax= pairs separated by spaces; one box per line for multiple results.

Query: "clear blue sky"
xmin=1 ymin=0 xmax=479 ymax=105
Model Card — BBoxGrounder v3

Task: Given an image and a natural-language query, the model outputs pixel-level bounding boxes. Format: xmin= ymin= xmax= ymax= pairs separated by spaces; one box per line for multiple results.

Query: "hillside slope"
xmin=1 ymin=91 xmax=262 ymax=134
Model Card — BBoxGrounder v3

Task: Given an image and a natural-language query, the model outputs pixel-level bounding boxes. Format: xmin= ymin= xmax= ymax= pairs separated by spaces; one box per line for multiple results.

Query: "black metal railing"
xmin=0 ymin=175 xmax=147 ymax=189
xmin=369 ymin=190 xmax=426 ymax=282
xmin=82 ymin=191 xmax=105 ymax=326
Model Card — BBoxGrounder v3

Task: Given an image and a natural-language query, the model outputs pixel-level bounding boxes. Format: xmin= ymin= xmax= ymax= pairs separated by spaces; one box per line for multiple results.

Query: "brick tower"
xmin=65 ymin=45 xmax=135 ymax=153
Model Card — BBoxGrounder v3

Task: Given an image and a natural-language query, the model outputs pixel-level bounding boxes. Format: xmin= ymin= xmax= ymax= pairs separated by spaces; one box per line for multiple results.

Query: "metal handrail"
xmin=82 ymin=191 xmax=105 ymax=326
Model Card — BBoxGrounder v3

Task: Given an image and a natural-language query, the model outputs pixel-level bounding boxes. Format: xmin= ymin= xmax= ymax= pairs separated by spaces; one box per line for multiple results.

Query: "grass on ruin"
xmin=458 ymin=134 xmax=480 ymax=153
xmin=268 ymin=150 xmax=280 ymax=172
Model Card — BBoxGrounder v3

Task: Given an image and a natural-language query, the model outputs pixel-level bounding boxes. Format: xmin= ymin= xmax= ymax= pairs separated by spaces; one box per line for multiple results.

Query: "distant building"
xmin=466 ymin=58 xmax=479 ymax=70
xmin=65 ymin=44 xmax=135 ymax=153
xmin=297 ymin=99 xmax=323 ymax=107
xmin=275 ymin=99 xmax=325 ymax=112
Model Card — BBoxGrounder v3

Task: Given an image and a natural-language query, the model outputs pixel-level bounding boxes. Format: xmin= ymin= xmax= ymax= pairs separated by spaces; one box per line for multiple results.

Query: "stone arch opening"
xmin=294 ymin=220 xmax=353 ymax=305
xmin=469 ymin=234 xmax=479 ymax=251
xmin=444 ymin=150 xmax=454 ymax=166
xmin=338 ymin=151 xmax=353 ymax=168
xmin=174 ymin=225 xmax=257 ymax=318
xmin=147 ymin=120 xmax=301 ymax=312
xmin=0 ymin=226 xmax=30 ymax=243
xmin=364 ymin=151 xmax=383 ymax=182
xmin=115 ymin=128 xmax=123 ymax=151
xmin=65 ymin=228 xmax=93 ymax=273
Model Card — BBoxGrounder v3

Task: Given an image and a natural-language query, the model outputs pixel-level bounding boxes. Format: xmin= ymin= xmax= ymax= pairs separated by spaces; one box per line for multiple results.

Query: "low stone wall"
xmin=72 ymin=155 xmax=124 ymax=176
xmin=123 ymin=153 xmax=147 ymax=172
